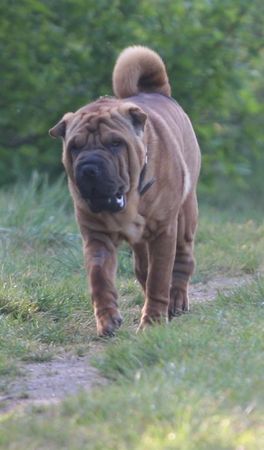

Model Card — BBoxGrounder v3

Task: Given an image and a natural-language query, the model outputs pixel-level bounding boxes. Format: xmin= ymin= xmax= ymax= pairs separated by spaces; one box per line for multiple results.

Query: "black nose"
xmin=81 ymin=164 xmax=99 ymax=179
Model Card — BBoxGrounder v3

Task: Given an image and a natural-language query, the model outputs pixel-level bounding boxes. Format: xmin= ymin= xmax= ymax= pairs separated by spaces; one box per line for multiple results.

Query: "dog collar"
xmin=138 ymin=148 xmax=155 ymax=196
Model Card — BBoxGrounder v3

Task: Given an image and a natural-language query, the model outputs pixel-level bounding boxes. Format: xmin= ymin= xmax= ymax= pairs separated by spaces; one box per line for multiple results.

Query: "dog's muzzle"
xmin=74 ymin=151 xmax=126 ymax=213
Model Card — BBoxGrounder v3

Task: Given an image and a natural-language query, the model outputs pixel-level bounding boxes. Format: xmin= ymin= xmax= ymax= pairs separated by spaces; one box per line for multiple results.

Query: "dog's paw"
xmin=169 ymin=288 xmax=189 ymax=319
xmin=96 ymin=309 xmax=123 ymax=337
xmin=136 ymin=313 xmax=168 ymax=333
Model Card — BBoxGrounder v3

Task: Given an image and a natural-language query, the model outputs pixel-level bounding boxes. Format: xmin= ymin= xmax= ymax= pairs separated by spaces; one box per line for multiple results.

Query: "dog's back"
xmin=113 ymin=46 xmax=200 ymax=192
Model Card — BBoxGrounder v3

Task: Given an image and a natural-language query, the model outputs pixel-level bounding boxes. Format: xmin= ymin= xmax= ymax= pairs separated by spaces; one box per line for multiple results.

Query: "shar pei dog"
xmin=49 ymin=46 xmax=201 ymax=336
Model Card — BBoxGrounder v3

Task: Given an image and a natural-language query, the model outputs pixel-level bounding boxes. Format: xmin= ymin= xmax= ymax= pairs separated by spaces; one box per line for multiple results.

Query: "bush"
xmin=1 ymin=0 xmax=264 ymax=202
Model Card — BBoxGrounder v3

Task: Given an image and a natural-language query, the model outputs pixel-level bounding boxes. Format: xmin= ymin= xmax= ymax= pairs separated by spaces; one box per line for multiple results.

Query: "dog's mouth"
xmin=86 ymin=192 xmax=126 ymax=213
xmin=74 ymin=154 xmax=127 ymax=214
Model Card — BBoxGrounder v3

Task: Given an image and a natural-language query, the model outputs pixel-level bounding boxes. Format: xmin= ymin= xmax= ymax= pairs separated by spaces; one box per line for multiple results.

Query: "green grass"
xmin=0 ymin=176 xmax=263 ymax=448
xmin=196 ymin=205 xmax=264 ymax=281
xmin=0 ymin=280 xmax=263 ymax=449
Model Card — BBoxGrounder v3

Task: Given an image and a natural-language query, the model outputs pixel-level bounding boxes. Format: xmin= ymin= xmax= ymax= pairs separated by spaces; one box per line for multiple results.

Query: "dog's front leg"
xmin=138 ymin=228 xmax=177 ymax=331
xmin=83 ymin=236 xmax=122 ymax=336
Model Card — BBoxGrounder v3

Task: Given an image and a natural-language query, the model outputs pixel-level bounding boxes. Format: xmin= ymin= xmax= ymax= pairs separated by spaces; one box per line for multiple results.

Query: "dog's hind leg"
xmin=169 ymin=192 xmax=198 ymax=318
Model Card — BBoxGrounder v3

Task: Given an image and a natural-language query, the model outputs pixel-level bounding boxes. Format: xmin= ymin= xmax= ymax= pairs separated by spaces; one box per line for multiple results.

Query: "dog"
xmin=49 ymin=46 xmax=201 ymax=336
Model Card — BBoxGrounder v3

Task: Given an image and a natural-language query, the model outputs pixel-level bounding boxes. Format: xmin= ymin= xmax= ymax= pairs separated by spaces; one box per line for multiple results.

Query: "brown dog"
xmin=49 ymin=46 xmax=201 ymax=336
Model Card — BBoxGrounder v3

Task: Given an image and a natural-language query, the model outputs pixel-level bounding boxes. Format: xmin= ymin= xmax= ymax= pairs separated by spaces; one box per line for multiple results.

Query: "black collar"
xmin=138 ymin=152 xmax=155 ymax=196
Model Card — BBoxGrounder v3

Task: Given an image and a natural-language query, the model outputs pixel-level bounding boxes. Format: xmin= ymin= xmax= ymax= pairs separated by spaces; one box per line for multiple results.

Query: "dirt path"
xmin=0 ymin=275 xmax=252 ymax=413
xmin=1 ymin=355 xmax=106 ymax=412
xmin=189 ymin=274 xmax=252 ymax=303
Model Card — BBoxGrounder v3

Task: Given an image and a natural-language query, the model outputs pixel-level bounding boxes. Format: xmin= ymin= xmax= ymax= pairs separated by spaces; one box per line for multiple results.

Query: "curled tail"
xmin=112 ymin=45 xmax=171 ymax=98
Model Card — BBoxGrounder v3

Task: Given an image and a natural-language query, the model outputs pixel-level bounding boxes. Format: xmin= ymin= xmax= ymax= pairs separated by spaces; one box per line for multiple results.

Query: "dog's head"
xmin=49 ymin=99 xmax=147 ymax=213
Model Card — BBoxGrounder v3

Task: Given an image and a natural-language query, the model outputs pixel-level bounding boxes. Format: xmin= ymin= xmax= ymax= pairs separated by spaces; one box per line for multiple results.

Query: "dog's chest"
xmin=120 ymin=216 xmax=163 ymax=244
xmin=118 ymin=214 xmax=146 ymax=244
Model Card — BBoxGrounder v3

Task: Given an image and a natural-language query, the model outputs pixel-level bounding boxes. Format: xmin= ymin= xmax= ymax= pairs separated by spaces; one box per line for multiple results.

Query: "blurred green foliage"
xmin=1 ymin=0 xmax=264 ymax=203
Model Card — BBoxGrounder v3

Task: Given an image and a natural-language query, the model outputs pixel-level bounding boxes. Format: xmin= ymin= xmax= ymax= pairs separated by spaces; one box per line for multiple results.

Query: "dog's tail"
xmin=112 ymin=46 xmax=171 ymax=98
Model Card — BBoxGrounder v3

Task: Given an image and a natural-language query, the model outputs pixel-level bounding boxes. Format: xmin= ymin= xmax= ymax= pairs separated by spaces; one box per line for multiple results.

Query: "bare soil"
xmin=189 ymin=274 xmax=252 ymax=302
xmin=1 ymin=355 xmax=107 ymax=412
xmin=0 ymin=275 xmax=252 ymax=413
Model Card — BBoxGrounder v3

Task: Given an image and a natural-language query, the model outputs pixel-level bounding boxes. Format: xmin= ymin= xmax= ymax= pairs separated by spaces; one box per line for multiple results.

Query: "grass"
xmin=196 ymin=206 xmax=264 ymax=281
xmin=0 ymin=280 xmax=263 ymax=449
xmin=0 ymin=175 xmax=263 ymax=448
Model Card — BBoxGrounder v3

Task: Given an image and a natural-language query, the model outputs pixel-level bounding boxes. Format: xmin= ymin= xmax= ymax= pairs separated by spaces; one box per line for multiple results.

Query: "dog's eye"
xmin=104 ymin=138 xmax=124 ymax=153
xmin=71 ymin=148 xmax=82 ymax=157
xmin=110 ymin=140 xmax=122 ymax=149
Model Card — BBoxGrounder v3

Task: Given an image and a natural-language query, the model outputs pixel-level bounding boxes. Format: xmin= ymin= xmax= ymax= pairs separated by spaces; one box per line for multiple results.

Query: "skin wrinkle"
xmin=66 ymin=110 xmax=146 ymax=242
xmin=64 ymin=99 xmax=194 ymax=240
xmin=68 ymin=115 xmax=129 ymax=200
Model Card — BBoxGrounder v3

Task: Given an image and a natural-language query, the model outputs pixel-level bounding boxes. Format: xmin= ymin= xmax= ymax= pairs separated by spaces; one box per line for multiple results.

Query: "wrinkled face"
xmin=74 ymin=147 xmax=126 ymax=213
xmin=50 ymin=100 xmax=147 ymax=214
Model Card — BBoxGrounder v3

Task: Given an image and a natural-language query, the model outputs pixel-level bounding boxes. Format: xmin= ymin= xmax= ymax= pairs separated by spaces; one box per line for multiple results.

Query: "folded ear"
xmin=128 ymin=106 xmax=147 ymax=135
xmin=49 ymin=112 xmax=74 ymax=138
